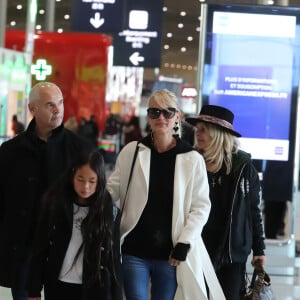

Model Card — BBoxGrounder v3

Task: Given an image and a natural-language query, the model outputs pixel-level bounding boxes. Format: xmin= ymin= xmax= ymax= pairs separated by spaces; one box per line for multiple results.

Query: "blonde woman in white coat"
xmin=107 ymin=89 xmax=225 ymax=300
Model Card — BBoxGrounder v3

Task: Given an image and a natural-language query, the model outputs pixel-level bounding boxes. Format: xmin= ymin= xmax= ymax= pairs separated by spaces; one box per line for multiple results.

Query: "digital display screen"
xmin=202 ymin=4 xmax=300 ymax=161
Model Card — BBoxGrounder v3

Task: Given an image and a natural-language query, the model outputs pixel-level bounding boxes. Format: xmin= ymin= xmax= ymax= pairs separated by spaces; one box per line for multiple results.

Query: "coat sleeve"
xmin=248 ymin=163 xmax=266 ymax=255
xmin=27 ymin=198 xmax=52 ymax=297
xmin=175 ymin=152 xmax=211 ymax=248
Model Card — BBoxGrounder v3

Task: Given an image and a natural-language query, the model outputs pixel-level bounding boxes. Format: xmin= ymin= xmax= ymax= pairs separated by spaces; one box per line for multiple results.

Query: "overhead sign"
xmin=71 ymin=0 xmax=124 ymax=33
xmin=113 ymin=0 xmax=164 ymax=68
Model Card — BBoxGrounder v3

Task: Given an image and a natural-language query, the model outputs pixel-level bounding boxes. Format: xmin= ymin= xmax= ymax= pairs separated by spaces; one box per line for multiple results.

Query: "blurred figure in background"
xmin=11 ymin=114 xmax=25 ymax=136
xmin=86 ymin=115 xmax=100 ymax=147
xmin=122 ymin=115 xmax=142 ymax=146
xmin=103 ymin=113 xmax=121 ymax=139
xmin=64 ymin=114 xmax=78 ymax=133
xmin=180 ymin=113 xmax=194 ymax=146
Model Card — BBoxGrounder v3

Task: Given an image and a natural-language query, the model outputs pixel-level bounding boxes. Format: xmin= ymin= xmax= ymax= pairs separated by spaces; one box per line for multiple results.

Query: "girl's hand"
xmin=28 ymin=297 xmax=41 ymax=300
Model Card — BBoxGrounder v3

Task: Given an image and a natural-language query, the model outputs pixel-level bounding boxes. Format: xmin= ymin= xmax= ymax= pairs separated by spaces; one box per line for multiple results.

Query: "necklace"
xmin=210 ymin=173 xmax=221 ymax=188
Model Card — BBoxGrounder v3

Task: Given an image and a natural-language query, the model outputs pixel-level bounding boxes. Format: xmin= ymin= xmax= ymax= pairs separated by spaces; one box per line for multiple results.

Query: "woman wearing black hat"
xmin=186 ymin=105 xmax=266 ymax=300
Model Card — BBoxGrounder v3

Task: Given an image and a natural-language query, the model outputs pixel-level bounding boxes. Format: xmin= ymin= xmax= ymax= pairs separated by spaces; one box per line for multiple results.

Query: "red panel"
xmin=5 ymin=30 xmax=112 ymax=131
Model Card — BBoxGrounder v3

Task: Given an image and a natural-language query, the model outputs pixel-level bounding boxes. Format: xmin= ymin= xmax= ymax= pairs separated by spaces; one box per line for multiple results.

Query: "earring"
xmin=150 ymin=129 xmax=154 ymax=141
xmin=173 ymin=122 xmax=179 ymax=133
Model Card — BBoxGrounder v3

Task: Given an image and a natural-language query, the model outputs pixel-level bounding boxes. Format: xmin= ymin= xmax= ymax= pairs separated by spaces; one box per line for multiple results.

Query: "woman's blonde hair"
xmin=148 ymin=89 xmax=180 ymax=110
xmin=196 ymin=122 xmax=240 ymax=174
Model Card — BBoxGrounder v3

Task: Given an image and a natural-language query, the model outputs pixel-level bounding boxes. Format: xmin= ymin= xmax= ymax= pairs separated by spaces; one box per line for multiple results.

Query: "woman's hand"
xmin=251 ymin=255 xmax=266 ymax=269
xmin=168 ymin=256 xmax=181 ymax=267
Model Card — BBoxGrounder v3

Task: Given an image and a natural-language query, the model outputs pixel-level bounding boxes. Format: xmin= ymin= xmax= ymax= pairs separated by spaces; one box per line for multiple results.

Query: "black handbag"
xmin=242 ymin=266 xmax=276 ymax=300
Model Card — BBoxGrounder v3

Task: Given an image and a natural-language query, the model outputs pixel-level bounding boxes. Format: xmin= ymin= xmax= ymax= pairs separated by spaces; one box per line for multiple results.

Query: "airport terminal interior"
xmin=3 ymin=0 xmax=300 ymax=299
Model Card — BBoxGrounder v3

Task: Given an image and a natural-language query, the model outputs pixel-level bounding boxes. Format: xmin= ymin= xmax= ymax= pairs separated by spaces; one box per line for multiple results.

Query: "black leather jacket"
xmin=202 ymin=150 xmax=265 ymax=269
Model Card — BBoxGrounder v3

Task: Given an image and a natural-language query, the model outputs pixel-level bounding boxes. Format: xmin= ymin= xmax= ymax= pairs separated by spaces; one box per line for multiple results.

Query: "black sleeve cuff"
xmin=171 ymin=243 xmax=190 ymax=261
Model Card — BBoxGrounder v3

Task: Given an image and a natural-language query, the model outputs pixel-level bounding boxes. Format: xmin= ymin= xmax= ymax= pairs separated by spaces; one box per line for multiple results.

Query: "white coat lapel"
xmin=120 ymin=145 xmax=150 ymax=240
xmin=172 ymin=154 xmax=194 ymax=241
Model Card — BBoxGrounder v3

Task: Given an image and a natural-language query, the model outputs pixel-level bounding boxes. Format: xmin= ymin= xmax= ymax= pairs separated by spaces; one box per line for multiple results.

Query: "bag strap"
xmin=121 ymin=142 xmax=139 ymax=214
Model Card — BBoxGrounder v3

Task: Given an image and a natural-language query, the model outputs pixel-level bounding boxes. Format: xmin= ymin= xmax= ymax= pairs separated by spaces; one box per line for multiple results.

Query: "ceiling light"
xmin=39 ymin=9 xmax=45 ymax=15
xmin=64 ymin=14 xmax=70 ymax=20
xmin=163 ymin=6 xmax=167 ymax=12
xmin=164 ymin=45 xmax=170 ymax=49
xmin=181 ymin=47 xmax=187 ymax=52
xmin=10 ymin=21 xmax=16 ymax=27
xmin=57 ymin=28 xmax=64 ymax=33
xmin=180 ymin=11 xmax=186 ymax=16
xmin=36 ymin=25 xmax=41 ymax=30
xmin=178 ymin=23 xmax=184 ymax=29
xmin=187 ymin=36 xmax=193 ymax=41
xmin=166 ymin=33 xmax=173 ymax=38
xmin=16 ymin=5 xmax=22 ymax=10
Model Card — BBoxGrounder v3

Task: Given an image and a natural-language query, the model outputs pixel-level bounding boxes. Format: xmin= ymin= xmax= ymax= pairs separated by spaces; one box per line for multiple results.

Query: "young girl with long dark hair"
xmin=28 ymin=151 xmax=123 ymax=300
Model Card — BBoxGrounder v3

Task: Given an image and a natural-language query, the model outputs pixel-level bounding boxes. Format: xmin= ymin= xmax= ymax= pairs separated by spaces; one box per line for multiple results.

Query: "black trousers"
xmin=216 ymin=263 xmax=245 ymax=300
xmin=45 ymin=280 xmax=82 ymax=300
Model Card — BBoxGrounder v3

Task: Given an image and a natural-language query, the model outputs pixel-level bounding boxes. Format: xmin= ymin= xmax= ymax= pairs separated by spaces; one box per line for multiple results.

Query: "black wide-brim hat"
xmin=186 ymin=104 xmax=241 ymax=137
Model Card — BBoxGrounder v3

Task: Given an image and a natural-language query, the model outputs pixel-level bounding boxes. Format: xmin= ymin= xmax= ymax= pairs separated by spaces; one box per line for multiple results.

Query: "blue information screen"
xmin=202 ymin=5 xmax=300 ymax=161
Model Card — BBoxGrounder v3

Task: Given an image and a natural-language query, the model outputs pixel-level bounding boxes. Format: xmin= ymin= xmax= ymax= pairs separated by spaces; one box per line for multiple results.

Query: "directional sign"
xmin=71 ymin=0 xmax=125 ymax=33
xmin=112 ymin=0 xmax=164 ymax=68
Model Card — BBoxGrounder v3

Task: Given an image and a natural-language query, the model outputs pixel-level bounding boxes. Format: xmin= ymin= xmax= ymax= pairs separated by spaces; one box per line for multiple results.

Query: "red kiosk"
xmin=5 ymin=30 xmax=112 ymax=131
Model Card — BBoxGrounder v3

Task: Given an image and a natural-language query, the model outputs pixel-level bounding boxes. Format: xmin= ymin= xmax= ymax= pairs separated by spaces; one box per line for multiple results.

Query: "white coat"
xmin=107 ymin=141 xmax=225 ymax=300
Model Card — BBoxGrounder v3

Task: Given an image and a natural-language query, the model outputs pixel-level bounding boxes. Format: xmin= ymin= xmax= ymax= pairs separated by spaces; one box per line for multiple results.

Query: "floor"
xmin=1 ymin=179 xmax=300 ymax=299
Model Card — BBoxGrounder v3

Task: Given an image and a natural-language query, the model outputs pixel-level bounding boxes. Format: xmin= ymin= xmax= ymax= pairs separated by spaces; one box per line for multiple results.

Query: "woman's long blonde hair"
xmin=196 ymin=122 xmax=240 ymax=174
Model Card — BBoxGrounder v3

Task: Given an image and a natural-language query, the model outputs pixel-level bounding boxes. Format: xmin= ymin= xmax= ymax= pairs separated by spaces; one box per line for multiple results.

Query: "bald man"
xmin=0 ymin=82 xmax=95 ymax=300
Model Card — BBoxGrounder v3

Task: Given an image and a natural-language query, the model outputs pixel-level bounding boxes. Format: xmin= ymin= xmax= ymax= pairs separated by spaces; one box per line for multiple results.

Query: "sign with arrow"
xmin=71 ymin=0 xmax=124 ymax=33
xmin=113 ymin=0 xmax=164 ymax=68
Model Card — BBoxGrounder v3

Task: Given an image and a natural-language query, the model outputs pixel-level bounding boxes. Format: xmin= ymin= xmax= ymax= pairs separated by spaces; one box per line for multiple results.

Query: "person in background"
xmin=86 ymin=115 xmax=100 ymax=148
xmin=107 ymin=89 xmax=224 ymax=300
xmin=103 ymin=113 xmax=121 ymax=139
xmin=122 ymin=115 xmax=143 ymax=146
xmin=11 ymin=114 xmax=25 ymax=136
xmin=0 ymin=82 xmax=94 ymax=300
xmin=186 ymin=104 xmax=266 ymax=300
xmin=77 ymin=117 xmax=89 ymax=138
xmin=64 ymin=114 xmax=78 ymax=133
xmin=180 ymin=113 xmax=194 ymax=146
xmin=28 ymin=151 xmax=123 ymax=300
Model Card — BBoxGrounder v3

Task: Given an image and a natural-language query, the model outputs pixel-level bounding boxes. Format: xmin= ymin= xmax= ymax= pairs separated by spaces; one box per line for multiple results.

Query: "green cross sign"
xmin=31 ymin=58 xmax=52 ymax=80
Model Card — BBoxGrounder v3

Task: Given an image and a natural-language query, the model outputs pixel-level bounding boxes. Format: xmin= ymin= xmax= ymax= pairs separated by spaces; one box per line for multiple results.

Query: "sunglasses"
xmin=147 ymin=107 xmax=177 ymax=119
